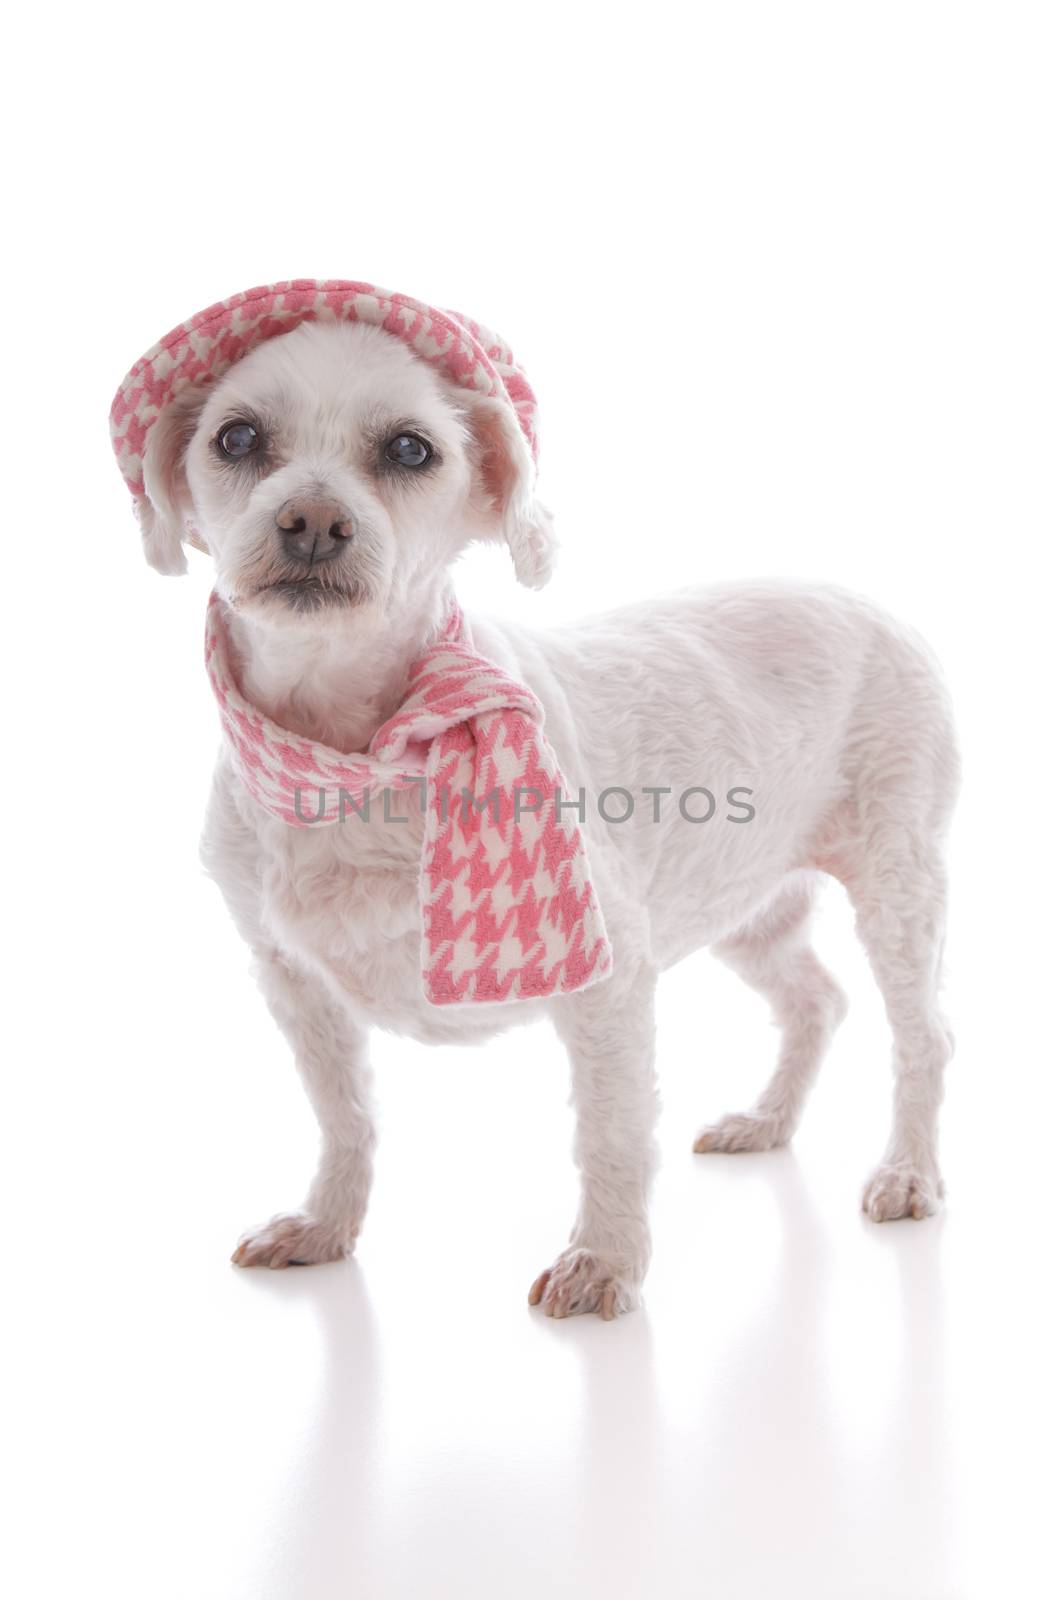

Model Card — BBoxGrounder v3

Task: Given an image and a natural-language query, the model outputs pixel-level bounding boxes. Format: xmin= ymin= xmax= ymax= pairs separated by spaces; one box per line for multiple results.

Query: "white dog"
xmin=129 ymin=310 xmax=958 ymax=1319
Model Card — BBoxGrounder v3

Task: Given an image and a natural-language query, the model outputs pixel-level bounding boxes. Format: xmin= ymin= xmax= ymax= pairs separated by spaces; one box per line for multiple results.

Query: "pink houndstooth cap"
xmin=109 ymin=279 xmax=539 ymax=500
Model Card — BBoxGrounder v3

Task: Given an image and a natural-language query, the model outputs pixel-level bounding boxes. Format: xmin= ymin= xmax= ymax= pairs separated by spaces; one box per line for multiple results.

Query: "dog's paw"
xmin=862 ymin=1164 xmax=943 ymax=1222
xmin=231 ymin=1212 xmax=352 ymax=1269
xmin=527 ymin=1248 xmax=640 ymax=1320
xmin=693 ymin=1111 xmax=790 ymax=1154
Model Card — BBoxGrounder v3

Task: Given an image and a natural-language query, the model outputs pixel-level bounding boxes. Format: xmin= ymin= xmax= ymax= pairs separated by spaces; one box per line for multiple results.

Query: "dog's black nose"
xmin=275 ymin=497 xmax=353 ymax=564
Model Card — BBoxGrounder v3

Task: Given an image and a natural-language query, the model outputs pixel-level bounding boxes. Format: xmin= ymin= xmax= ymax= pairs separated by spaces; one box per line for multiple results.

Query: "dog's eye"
xmin=217 ymin=421 xmax=261 ymax=460
xmin=384 ymin=433 xmax=431 ymax=468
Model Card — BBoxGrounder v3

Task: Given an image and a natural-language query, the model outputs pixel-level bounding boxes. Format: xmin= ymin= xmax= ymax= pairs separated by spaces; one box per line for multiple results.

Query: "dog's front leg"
xmin=530 ymin=963 xmax=660 ymax=1319
xmin=232 ymin=949 xmax=376 ymax=1269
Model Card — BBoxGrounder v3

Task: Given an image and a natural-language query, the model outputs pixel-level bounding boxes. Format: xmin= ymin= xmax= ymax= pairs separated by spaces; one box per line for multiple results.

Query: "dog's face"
xmin=138 ymin=321 xmax=556 ymax=624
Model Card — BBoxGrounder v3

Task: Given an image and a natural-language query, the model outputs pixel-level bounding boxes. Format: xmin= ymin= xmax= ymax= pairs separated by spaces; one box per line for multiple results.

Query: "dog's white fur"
xmin=140 ymin=320 xmax=958 ymax=1318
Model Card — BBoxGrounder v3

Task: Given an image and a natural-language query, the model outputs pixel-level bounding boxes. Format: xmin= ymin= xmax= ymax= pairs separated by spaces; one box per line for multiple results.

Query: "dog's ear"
xmin=138 ymin=386 xmax=208 ymax=575
xmin=462 ymin=393 xmax=557 ymax=588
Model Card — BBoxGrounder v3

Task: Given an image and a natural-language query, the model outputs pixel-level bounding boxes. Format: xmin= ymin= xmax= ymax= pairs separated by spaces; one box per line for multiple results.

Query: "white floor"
xmin=7 ymin=868 xmax=1038 ymax=1599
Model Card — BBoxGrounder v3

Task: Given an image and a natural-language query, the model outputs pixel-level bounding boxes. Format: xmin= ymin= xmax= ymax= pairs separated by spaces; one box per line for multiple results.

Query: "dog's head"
xmin=137 ymin=319 xmax=556 ymax=624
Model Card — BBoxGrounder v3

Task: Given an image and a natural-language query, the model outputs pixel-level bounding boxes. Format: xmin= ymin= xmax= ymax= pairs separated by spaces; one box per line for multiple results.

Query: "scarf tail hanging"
xmin=418 ymin=714 xmax=612 ymax=1006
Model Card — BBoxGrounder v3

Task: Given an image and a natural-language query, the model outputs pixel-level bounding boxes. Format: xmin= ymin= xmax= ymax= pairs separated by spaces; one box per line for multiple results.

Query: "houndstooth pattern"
xmin=205 ymin=594 xmax=612 ymax=1007
xmin=109 ymin=279 xmax=539 ymax=498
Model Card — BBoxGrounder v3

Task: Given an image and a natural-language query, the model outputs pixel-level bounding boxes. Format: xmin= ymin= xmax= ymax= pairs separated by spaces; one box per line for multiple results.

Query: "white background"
xmin=4 ymin=4 xmax=1041 ymax=1597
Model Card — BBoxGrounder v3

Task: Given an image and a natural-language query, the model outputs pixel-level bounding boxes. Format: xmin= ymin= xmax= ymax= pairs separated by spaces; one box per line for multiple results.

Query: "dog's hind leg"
xmin=829 ymin=641 xmax=958 ymax=1221
xmin=694 ymin=871 xmax=848 ymax=1154
xmin=843 ymin=846 xmax=954 ymax=1221
xmin=232 ymin=948 xmax=377 ymax=1268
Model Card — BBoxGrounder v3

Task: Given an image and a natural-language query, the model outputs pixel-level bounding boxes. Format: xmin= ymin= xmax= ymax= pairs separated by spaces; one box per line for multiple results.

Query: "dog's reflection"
xmin=637 ymin=1151 xmax=962 ymax=1596
xmin=229 ymin=1154 xmax=962 ymax=1599
xmin=232 ymin=1261 xmax=381 ymax=1599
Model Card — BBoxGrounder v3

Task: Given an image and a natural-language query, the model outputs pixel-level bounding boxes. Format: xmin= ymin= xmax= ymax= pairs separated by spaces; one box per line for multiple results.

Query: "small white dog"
xmin=124 ymin=296 xmax=958 ymax=1319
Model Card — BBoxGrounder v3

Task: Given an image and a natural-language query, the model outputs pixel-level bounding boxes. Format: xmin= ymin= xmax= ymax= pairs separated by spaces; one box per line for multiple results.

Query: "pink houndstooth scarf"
xmin=206 ymin=593 xmax=612 ymax=1007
